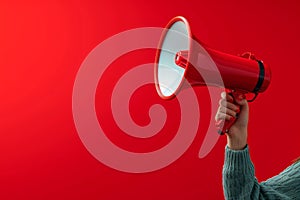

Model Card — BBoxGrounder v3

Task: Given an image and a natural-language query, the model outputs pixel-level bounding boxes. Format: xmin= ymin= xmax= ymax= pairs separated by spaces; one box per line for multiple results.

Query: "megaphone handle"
xmin=216 ymin=90 xmax=243 ymax=135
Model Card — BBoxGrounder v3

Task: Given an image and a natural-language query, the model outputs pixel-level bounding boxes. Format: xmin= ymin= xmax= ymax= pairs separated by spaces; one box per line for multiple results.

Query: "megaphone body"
xmin=154 ymin=16 xmax=271 ymax=135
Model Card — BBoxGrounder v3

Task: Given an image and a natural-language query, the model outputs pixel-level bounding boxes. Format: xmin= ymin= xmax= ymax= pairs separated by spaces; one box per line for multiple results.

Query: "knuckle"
xmin=221 ymin=92 xmax=226 ymax=99
xmin=220 ymin=99 xmax=227 ymax=106
xmin=218 ymin=99 xmax=223 ymax=105
xmin=220 ymin=106 xmax=226 ymax=113
xmin=230 ymin=110 xmax=237 ymax=117
xmin=215 ymin=113 xmax=220 ymax=121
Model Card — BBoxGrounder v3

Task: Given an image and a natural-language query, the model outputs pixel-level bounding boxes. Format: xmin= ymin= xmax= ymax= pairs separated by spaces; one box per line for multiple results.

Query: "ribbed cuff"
xmin=223 ymin=145 xmax=256 ymax=199
xmin=223 ymin=145 xmax=254 ymax=174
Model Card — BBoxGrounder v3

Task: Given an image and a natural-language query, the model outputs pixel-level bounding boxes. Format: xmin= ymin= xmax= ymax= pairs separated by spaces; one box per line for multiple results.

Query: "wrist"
xmin=227 ymin=139 xmax=247 ymax=150
xmin=226 ymin=129 xmax=247 ymax=150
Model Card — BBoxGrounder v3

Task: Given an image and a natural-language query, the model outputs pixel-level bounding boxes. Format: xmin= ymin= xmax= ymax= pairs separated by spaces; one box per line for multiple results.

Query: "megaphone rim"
xmin=154 ymin=16 xmax=192 ymax=100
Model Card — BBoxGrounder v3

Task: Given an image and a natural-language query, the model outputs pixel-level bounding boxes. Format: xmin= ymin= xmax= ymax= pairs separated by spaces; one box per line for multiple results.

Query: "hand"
xmin=215 ymin=92 xmax=249 ymax=150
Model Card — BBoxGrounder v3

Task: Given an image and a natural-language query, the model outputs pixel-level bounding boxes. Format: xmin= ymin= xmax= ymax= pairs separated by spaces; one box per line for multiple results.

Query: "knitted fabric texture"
xmin=223 ymin=146 xmax=300 ymax=200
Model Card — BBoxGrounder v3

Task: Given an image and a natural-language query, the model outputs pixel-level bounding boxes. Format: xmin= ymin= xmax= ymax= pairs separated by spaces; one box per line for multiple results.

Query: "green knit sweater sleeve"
xmin=222 ymin=146 xmax=300 ymax=200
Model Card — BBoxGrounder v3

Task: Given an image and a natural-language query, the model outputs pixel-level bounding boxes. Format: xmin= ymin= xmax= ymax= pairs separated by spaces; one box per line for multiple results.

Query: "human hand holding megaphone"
xmin=216 ymin=91 xmax=249 ymax=150
xmin=154 ymin=16 xmax=271 ymax=135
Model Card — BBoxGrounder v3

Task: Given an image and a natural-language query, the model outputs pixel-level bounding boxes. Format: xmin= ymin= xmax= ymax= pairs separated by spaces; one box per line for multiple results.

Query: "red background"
xmin=1 ymin=0 xmax=300 ymax=199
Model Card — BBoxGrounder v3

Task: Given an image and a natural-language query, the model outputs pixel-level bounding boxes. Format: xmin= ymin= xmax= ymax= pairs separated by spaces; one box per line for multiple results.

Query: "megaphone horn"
xmin=154 ymin=16 xmax=271 ymax=135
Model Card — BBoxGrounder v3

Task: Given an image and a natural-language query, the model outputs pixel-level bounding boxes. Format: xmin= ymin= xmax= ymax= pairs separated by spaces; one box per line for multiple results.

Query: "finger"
xmin=219 ymin=99 xmax=240 ymax=112
xmin=219 ymin=106 xmax=237 ymax=118
xmin=215 ymin=112 xmax=232 ymax=121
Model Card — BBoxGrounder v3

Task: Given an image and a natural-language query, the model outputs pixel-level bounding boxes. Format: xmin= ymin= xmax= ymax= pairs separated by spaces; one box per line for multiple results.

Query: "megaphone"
xmin=154 ymin=16 xmax=271 ymax=135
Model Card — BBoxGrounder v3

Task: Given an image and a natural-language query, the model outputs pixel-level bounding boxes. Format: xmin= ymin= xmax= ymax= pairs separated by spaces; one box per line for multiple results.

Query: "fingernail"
xmin=238 ymin=94 xmax=245 ymax=100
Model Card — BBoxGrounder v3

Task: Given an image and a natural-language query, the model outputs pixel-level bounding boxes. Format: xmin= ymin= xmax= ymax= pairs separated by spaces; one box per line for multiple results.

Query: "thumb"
xmin=235 ymin=97 xmax=248 ymax=107
xmin=234 ymin=96 xmax=249 ymax=127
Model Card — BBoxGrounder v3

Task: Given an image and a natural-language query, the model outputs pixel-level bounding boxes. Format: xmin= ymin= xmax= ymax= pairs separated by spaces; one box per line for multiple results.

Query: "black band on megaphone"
xmin=253 ymin=60 xmax=265 ymax=93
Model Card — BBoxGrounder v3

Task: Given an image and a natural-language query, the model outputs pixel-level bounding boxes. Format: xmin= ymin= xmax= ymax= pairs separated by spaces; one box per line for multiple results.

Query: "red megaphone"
xmin=154 ymin=16 xmax=271 ymax=135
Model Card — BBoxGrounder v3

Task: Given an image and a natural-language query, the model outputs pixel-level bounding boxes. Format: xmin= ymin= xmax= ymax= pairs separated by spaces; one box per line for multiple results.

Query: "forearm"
xmin=222 ymin=146 xmax=260 ymax=200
